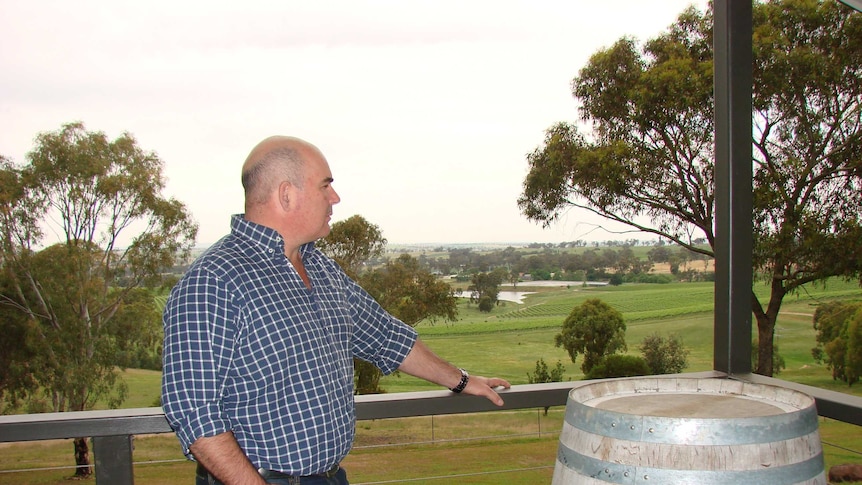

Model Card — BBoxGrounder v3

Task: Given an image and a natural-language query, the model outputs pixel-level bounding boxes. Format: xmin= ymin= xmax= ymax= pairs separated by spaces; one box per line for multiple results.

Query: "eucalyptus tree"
xmin=316 ymin=214 xmax=386 ymax=279
xmin=555 ymin=298 xmax=627 ymax=375
xmin=519 ymin=0 xmax=862 ymax=376
xmin=319 ymin=217 xmax=457 ymax=394
xmin=0 ymin=122 xmax=197 ymax=476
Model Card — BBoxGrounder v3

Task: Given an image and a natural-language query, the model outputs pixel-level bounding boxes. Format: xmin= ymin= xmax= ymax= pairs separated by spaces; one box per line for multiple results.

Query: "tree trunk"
xmin=73 ymin=437 xmax=91 ymax=477
xmin=752 ymin=279 xmax=786 ymax=377
xmin=754 ymin=311 xmax=775 ymax=376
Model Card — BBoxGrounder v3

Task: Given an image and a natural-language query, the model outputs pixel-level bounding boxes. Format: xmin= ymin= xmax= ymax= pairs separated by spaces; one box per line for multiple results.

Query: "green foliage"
xmin=318 ymin=214 xmax=386 ymax=279
xmin=108 ymin=288 xmax=164 ymax=371
xmin=848 ymin=313 xmax=862 ymax=387
xmin=813 ymin=301 xmax=862 ymax=386
xmin=359 ymin=254 xmax=457 ymax=327
xmin=477 ymin=295 xmax=494 ymax=313
xmin=0 ymin=284 xmax=38 ymax=412
xmin=357 ymin=254 xmax=458 ymax=394
xmin=527 ymin=358 xmax=566 ymax=415
xmin=0 ymin=122 xmax=197 ymax=475
xmin=526 ymin=358 xmax=566 ymax=384
xmin=468 ymin=270 xmax=505 ymax=310
xmin=519 ymin=0 xmax=862 ymax=377
xmin=639 ymin=333 xmax=689 ymax=375
xmin=585 ymin=354 xmax=650 ymax=380
xmin=625 ymin=273 xmax=673 ymax=284
xmin=321 ymin=218 xmax=449 ymax=395
xmin=555 ymin=298 xmax=627 ymax=374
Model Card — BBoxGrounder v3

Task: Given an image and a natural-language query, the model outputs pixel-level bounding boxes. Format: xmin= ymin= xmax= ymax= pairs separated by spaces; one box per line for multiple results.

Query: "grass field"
xmin=1 ymin=278 xmax=860 ymax=484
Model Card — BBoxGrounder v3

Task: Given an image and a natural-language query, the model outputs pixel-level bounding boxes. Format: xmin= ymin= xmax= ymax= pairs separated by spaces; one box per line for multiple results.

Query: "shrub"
xmin=527 ymin=358 xmax=567 ymax=415
xmin=639 ymin=333 xmax=689 ymax=375
xmin=585 ymin=354 xmax=650 ymax=379
xmin=478 ymin=295 xmax=494 ymax=312
xmin=812 ymin=301 xmax=862 ymax=385
xmin=526 ymin=358 xmax=566 ymax=384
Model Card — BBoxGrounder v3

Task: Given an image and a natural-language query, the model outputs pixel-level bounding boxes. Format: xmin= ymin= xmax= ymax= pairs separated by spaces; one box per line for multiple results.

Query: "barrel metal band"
xmin=556 ymin=445 xmax=825 ymax=485
xmin=564 ymin=399 xmax=819 ymax=446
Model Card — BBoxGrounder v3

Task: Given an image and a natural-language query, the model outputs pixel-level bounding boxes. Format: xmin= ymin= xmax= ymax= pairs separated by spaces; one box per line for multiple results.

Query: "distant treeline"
xmin=167 ymin=241 xmax=713 ymax=284
xmin=374 ymin=242 xmax=713 ymax=283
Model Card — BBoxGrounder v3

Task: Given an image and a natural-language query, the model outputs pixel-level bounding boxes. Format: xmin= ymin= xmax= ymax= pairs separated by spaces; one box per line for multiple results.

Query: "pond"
xmin=456 ymin=290 xmax=534 ymax=304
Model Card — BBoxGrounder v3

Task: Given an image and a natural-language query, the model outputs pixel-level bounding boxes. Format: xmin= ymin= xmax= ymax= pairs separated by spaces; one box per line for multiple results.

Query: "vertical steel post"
xmin=713 ymin=0 xmax=753 ymax=374
xmin=93 ymin=435 xmax=135 ymax=484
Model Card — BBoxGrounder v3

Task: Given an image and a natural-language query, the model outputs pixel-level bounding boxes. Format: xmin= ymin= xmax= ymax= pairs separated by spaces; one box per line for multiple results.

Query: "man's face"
xmin=290 ymin=149 xmax=341 ymax=243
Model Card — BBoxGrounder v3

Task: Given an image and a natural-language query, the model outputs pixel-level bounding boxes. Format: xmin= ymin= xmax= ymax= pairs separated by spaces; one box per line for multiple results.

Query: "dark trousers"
xmin=195 ymin=462 xmax=348 ymax=485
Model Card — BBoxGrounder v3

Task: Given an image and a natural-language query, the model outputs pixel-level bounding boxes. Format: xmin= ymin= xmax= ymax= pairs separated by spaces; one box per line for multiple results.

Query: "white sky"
xmin=1 ymin=0 xmax=708 ymax=246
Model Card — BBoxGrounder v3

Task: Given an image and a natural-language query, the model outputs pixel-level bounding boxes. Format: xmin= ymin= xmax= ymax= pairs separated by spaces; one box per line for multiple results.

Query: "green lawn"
xmin=2 ymin=279 xmax=860 ymax=484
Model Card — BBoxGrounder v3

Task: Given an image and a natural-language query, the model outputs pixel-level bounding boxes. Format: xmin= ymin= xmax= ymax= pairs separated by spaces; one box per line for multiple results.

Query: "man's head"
xmin=241 ymin=136 xmax=341 ymax=248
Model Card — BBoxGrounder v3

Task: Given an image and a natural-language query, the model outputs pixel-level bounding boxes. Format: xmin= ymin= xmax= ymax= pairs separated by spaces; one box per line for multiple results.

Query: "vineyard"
xmin=415 ymin=278 xmax=862 ymax=339
xmin=495 ymin=283 xmax=715 ymax=322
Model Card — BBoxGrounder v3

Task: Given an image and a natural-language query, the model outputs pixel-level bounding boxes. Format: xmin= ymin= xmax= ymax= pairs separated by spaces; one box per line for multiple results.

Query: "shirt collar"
xmin=230 ymin=214 xmax=316 ymax=258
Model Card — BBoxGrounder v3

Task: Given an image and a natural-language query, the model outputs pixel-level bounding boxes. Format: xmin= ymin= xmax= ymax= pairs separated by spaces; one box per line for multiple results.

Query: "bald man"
xmin=161 ymin=136 xmax=510 ymax=485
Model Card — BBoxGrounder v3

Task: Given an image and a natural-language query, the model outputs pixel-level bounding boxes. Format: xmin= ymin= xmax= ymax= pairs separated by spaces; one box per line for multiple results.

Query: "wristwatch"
xmin=450 ymin=368 xmax=469 ymax=393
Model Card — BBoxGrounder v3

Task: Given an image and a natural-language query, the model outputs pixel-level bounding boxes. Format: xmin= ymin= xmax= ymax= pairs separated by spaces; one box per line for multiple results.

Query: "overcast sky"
xmin=1 ymin=0 xmax=708 ymax=246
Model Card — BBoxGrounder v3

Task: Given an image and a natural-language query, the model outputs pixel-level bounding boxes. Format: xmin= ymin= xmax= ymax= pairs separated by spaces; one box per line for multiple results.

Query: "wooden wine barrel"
xmin=552 ymin=378 xmax=825 ymax=484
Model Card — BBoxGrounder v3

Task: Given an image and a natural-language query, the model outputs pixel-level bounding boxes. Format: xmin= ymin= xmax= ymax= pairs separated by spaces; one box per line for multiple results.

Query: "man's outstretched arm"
xmin=397 ymin=339 xmax=511 ymax=406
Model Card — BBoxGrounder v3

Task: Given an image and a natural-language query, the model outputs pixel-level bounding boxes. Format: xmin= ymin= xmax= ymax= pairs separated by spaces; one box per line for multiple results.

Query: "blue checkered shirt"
xmin=161 ymin=215 xmax=417 ymax=475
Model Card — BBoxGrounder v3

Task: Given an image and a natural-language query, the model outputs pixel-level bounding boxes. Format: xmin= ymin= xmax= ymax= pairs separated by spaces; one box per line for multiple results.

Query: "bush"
xmin=478 ymin=295 xmax=494 ymax=312
xmin=527 ymin=358 xmax=567 ymax=415
xmin=640 ymin=333 xmax=689 ymax=375
xmin=526 ymin=358 xmax=566 ymax=384
xmin=812 ymin=301 xmax=862 ymax=385
xmin=625 ymin=273 xmax=673 ymax=284
xmin=585 ymin=355 xmax=650 ymax=379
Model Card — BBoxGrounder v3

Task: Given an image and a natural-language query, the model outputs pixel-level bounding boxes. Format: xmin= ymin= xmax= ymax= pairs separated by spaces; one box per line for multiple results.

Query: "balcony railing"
xmin=1 ymin=371 xmax=860 ymax=484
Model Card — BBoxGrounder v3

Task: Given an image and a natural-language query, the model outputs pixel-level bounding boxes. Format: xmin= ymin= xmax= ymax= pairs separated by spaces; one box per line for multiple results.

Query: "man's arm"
xmin=189 ymin=431 xmax=267 ymax=485
xmin=397 ymin=339 xmax=510 ymax=406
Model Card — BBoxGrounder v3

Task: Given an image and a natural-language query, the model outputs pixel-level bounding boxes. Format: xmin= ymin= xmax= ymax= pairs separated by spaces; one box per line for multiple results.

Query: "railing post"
xmin=93 ymin=434 xmax=135 ymax=484
xmin=713 ymin=0 xmax=753 ymax=375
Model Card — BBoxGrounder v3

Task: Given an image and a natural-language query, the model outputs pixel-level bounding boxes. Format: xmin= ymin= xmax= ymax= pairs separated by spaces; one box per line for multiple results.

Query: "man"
xmin=161 ymin=136 xmax=510 ymax=485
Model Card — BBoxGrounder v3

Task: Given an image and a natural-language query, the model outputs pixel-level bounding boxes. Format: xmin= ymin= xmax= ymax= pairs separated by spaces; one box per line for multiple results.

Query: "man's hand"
xmin=463 ymin=374 xmax=511 ymax=406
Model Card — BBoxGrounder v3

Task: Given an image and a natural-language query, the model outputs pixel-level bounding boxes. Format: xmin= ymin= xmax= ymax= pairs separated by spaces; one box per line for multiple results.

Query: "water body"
xmin=457 ymin=281 xmax=608 ymax=305
xmin=456 ymin=290 xmax=534 ymax=304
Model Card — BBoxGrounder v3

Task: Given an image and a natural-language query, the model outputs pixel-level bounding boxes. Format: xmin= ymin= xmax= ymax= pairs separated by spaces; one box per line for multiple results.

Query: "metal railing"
xmin=2 ymin=371 xmax=860 ymax=484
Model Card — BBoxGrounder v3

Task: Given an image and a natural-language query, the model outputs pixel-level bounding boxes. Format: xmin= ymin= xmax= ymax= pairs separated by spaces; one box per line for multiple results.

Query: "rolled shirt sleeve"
xmin=161 ymin=269 xmax=238 ymax=457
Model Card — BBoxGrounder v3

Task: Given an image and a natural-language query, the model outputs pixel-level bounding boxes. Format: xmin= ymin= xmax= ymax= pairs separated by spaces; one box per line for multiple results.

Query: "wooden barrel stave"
xmin=552 ymin=378 xmax=826 ymax=485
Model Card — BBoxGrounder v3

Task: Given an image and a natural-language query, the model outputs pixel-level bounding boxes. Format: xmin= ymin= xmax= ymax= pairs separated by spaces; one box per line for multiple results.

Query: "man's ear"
xmin=278 ymin=181 xmax=292 ymax=211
